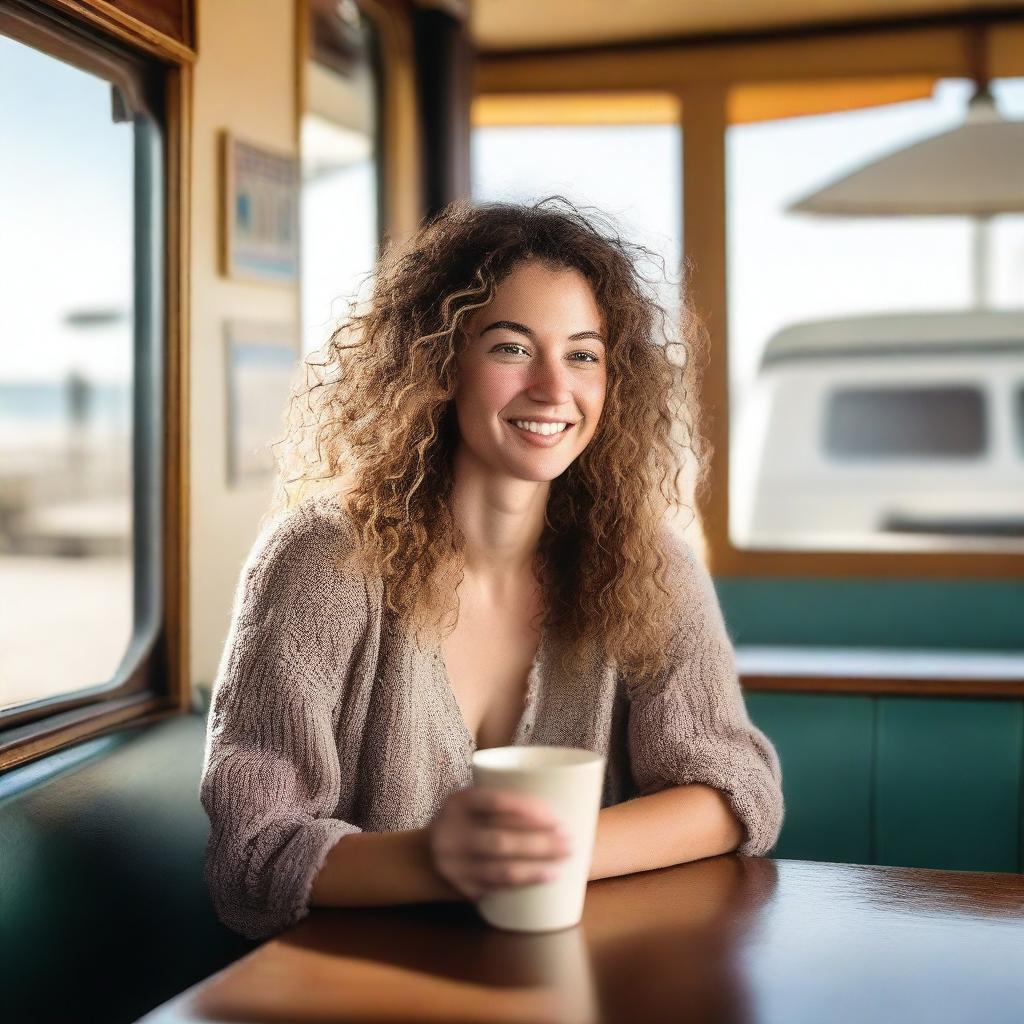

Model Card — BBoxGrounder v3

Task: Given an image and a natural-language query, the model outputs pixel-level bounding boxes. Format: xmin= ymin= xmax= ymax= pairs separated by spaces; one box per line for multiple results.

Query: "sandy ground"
xmin=1 ymin=555 xmax=133 ymax=709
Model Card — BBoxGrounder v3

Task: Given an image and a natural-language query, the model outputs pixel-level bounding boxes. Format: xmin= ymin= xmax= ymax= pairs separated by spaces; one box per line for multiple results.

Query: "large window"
xmin=300 ymin=0 xmax=382 ymax=356
xmin=0 ymin=14 xmax=164 ymax=723
xmin=727 ymin=76 xmax=1024 ymax=553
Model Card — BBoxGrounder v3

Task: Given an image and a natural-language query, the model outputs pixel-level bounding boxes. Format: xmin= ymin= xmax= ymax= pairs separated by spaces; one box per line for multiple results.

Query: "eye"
xmin=491 ymin=343 xmax=601 ymax=364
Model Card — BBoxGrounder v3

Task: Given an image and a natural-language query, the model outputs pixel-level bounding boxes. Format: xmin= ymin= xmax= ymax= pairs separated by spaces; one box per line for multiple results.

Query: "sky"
xmin=0 ymin=34 xmax=134 ymax=386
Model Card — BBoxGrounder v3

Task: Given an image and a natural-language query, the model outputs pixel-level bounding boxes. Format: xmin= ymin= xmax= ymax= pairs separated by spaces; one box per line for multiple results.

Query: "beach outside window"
xmin=0 ymin=35 xmax=135 ymax=709
xmin=727 ymin=76 xmax=1024 ymax=552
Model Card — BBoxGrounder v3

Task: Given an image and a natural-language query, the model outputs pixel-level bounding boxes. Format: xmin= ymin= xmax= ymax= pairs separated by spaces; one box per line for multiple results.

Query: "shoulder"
xmin=238 ymin=490 xmax=368 ymax=608
xmin=656 ymin=527 xmax=714 ymax=604
xmin=654 ymin=525 xmax=731 ymax=645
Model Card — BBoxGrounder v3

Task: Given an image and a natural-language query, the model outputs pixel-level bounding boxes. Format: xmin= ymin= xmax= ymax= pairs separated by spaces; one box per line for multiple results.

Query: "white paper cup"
xmin=471 ymin=745 xmax=606 ymax=933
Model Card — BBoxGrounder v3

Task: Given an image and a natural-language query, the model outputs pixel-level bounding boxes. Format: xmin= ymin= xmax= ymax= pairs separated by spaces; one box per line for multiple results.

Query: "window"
xmin=726 ymin=75 xmax=1024 ymax=553
xmin=300 ymin=0 xmax=382 ymax=356
xmin=1016 ymin=387 xmax=1024 ymax=456
xmin=0 ymin=13 xmax=164 ymax=727
xmin=824 ymin=386 xmax=987 ymax=458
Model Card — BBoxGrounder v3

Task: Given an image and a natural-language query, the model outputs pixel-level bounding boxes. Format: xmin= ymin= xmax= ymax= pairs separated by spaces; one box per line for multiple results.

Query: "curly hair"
xmin=269 ymin=195 xmax=709 ymax=687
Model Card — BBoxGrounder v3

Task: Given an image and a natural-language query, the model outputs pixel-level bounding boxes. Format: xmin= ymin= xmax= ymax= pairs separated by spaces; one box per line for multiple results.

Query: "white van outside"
xmin=731 ymin=310 xmax=1024 ymax=551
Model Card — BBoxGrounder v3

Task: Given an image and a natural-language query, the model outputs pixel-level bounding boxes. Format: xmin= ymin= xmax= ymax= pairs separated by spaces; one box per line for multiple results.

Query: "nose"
xmin=525 ymin=349 xmax=574 ymax=405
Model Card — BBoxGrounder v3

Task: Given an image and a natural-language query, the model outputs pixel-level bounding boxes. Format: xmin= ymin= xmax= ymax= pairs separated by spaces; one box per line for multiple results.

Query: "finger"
xmin=468 ymin=825 xmax=570 ymax=861
xmin=475 ymin=859 xmax=560 ymax=889
xmin=465 ymin=787 xmax=559 ymax=826
xmin=483 ymin=812 xmax=563 ymax=833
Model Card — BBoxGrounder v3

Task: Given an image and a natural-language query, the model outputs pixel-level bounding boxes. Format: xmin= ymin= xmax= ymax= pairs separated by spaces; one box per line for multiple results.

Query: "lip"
xmin=505 ymin=419 xmax=577 ymax=447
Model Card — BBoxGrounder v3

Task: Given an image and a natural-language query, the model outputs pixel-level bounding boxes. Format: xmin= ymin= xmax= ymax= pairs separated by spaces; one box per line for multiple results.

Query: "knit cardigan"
xmin=200 ymin=492 xmax=784 ymax=940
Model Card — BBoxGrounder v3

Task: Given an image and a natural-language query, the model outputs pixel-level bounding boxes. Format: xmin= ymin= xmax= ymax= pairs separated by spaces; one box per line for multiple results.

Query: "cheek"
xmin=585 ymin=374 xmax=608 ymax=414
xmin=465 ymin=365 xmax=521 ymax=410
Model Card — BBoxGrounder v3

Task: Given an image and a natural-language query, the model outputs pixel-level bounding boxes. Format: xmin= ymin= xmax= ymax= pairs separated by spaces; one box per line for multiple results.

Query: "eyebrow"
xmin=479 ymin=319 xmax=606 ymax=346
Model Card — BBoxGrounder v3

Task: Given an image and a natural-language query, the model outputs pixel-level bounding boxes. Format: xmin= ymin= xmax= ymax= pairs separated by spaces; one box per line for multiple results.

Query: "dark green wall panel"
xmin=717 ymin=579 xmax=1024 ymax=650
xmin=874 ymin=698 xmax=1023 ymax=872
xmin=745 ymin=692 xmax=873 ymax=864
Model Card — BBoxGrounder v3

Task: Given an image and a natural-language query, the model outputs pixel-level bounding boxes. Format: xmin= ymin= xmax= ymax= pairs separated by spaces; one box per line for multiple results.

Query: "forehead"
xmin=469 ymin=261 xmax=604 ymax=328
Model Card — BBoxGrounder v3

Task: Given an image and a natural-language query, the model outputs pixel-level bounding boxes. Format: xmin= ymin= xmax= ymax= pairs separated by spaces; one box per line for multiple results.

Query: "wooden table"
xmin=140 ymin=857 xmax=1024 ymax=1023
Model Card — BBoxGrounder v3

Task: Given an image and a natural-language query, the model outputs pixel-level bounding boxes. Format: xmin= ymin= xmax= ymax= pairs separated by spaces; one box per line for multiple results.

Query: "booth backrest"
xmin=0 ymin=713 xmax=255 ymax=1024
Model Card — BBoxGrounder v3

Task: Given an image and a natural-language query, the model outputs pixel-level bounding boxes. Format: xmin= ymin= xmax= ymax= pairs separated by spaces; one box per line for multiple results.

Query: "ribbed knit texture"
xmin=200 ymin=492 xmax=784 ymax=940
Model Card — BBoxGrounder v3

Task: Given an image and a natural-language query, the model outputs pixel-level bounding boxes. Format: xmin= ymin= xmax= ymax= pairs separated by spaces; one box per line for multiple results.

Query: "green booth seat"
xmin=0 ymin=713 xmax=255 ymax=1024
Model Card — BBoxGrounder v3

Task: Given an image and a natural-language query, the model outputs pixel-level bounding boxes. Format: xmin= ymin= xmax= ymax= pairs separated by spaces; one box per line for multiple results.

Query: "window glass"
xmin=824 ymin=386 xmax=986 ymax=458
xmin=1017 ymin=387 xmax=1024 ymax=455
xmin=0 ymin=34 xmax=139 ymax=710
xmin=300 ymin=0 xmax=380 ymax=355
xmin=727 ymin=76 xmax=1024 ymax=551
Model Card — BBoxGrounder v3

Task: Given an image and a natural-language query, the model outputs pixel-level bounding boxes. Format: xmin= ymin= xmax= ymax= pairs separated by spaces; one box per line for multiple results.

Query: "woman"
xmin=201 ymin=196 xmax=783 ymax=941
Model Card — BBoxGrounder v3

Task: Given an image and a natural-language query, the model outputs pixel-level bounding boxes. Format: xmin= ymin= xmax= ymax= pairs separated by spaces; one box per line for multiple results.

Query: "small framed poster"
xmin=224 ymin=321 xmax=300 ymax=485
xmin=221 ymin=132 xmax=300 ymax=284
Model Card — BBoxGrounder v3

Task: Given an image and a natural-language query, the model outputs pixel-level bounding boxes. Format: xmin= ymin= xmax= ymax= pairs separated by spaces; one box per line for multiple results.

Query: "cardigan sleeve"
xmin=626 ymin=534 xmax=784 ymax=857
xmin=200 ymin=498 xmax=367 ymax=940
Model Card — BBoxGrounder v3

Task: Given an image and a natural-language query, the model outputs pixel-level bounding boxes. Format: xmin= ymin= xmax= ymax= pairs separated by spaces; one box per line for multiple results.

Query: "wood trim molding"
xmin=476 ymin=21 xmax=1024 ymax=93
xmin=472 ymin=90 xmax=681 ymax=126
xmin=165 ymin=60 xmax=192 ymax=712
xmin=0 ymin=693 xmax=182 ymax=773
xmin=40 ymin=0 xmax=196 ymax=63
xmin=741 ymin=674 xmax=1024 ymax=698
xmin=296 ymin=0 xmax=309 ymax=154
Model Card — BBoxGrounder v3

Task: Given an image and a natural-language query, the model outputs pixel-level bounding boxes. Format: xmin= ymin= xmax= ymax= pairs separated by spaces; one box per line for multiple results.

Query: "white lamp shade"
xmin=789 ymin=93 xmax=1024 ymax=217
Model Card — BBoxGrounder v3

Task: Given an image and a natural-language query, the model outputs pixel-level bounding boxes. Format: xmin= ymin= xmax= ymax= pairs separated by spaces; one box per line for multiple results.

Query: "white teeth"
xmin=513 ymin=420 xmax=569 ymax=436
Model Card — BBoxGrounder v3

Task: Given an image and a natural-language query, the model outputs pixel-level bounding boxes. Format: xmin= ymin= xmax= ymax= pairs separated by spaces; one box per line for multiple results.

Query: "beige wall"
xmin=189 ymin=0 xmax=299 ymax=689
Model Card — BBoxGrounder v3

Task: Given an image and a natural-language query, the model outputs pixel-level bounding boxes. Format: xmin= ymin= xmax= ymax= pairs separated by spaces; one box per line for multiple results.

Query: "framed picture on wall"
xmin=224 ymin=320 xmax=300 ymax=485
xmin=220 ymin=132 xmax=299 ymax=284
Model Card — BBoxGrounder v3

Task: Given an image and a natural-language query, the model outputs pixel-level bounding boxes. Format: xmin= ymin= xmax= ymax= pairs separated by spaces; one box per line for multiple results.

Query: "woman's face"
xmin=454 ymin=259 xmax=607 ymax=483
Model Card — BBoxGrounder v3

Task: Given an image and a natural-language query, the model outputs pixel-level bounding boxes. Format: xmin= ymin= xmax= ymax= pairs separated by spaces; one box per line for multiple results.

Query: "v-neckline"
xmin=431 ymin=627 xmax=546 ymax=754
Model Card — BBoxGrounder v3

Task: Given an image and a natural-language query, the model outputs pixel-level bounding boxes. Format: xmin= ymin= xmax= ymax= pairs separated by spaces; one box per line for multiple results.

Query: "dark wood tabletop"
xmin=139 ymin=857 xmax=1024 ymax=1024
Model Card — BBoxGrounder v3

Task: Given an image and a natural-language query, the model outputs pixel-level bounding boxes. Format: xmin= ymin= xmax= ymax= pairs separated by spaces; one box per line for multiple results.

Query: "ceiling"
xmin=469 ymin=0 xmax=1024 ymax=53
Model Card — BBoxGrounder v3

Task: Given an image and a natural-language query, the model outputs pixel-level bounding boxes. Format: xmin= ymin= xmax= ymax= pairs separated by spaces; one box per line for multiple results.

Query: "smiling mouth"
xmin=505 ymin=419 xmax=578 ymax=444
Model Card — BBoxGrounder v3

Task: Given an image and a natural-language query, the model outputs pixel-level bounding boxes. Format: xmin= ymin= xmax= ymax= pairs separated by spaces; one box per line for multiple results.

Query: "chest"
xmin=438 ymin=581 xmax=542 ymax=750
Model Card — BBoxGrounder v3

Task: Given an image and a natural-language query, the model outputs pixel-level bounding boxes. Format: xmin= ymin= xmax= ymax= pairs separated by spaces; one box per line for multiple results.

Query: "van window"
xmin=824 ymin=386 xmax=986 ymax=458
xmin=1017 ymin=387 xmax=1024 ymax=456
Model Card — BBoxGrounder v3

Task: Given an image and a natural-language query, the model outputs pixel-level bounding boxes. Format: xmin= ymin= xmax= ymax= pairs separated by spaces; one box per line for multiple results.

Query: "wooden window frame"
xmin=473 ymin=15 xmax=1024 ymax=697
xmin=0 ymin=0 xmax=193 ymax=772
